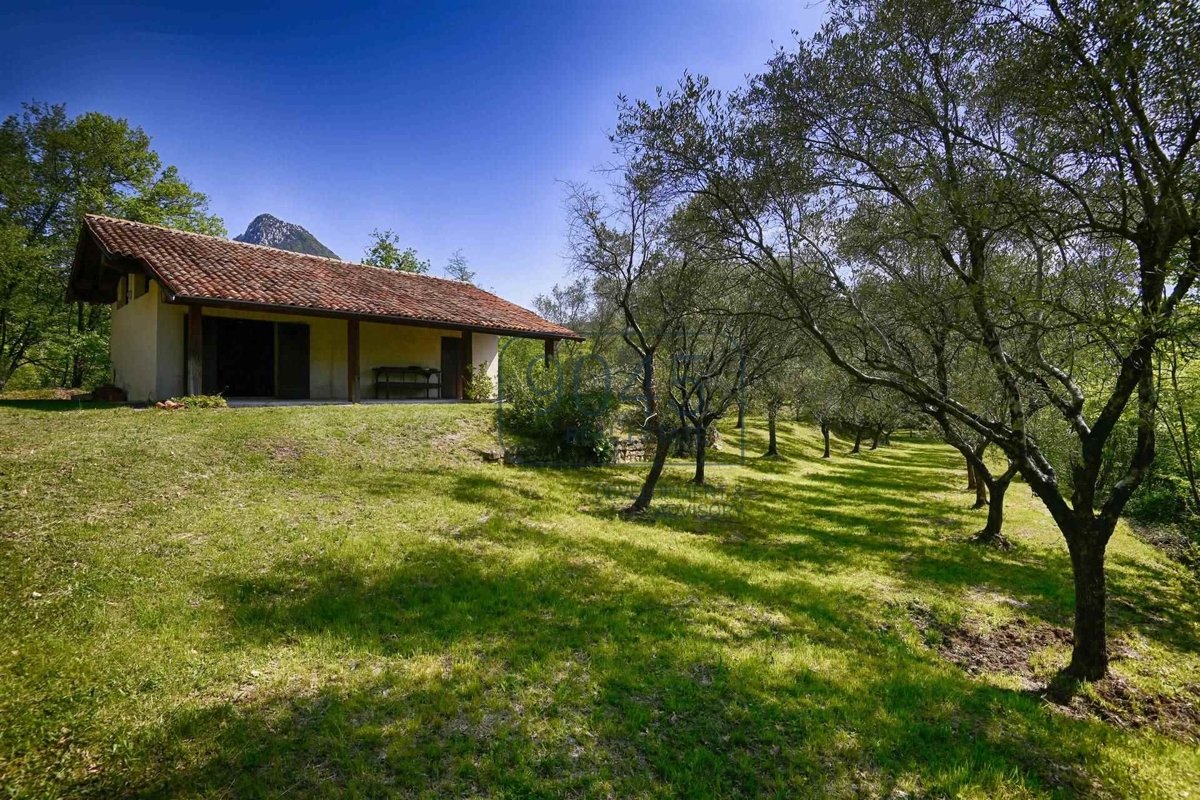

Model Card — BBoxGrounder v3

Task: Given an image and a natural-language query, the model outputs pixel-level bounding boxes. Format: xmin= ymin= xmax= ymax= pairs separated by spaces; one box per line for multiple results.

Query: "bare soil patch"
xmin=936 ymin=617 xmax=1072 ymax=687
xmin=909 ymin=603 xmax=1200 ymax=741
xmin=1129 ymin=519 xmax=1199 ymax=573
xmin=248 ymin=437 xmax=304 ymax=462
xmin=1057 ymin=675 xmax=1200 ymax=742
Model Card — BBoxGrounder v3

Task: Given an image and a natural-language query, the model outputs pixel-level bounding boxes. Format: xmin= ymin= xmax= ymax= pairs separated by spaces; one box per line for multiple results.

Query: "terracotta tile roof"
xmin=78 ymin=215 xmax=581 ymax=339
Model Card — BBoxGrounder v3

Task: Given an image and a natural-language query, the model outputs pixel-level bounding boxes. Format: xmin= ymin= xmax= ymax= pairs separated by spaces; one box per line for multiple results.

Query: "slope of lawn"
xmin=0 ymin=401 xmax=1197 ymax=798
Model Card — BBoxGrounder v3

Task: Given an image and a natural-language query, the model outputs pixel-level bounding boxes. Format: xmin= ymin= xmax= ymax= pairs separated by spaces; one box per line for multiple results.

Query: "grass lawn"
xmin=1 ymin=402 xmax=1197 ymax=798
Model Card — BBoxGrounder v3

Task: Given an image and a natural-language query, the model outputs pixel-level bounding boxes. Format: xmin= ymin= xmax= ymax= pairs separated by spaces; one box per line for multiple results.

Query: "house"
xmin=67 ymin=215 xmax=580 ymax=403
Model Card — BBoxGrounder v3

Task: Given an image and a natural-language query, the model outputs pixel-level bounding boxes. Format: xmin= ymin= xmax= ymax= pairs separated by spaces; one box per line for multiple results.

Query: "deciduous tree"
xmin=363 ymin=228 xmax=430 ymax=273
xmin=0 ymin=102 xmax=222 ymax=390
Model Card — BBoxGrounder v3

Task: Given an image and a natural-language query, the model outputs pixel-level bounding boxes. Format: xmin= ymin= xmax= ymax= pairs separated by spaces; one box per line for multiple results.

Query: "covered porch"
xmin=175 ymin=302 xmax=553 ymax=403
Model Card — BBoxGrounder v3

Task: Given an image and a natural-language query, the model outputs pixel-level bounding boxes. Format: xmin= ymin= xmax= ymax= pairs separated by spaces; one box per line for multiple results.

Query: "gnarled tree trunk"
xmin=765 ymin=405 xmax=779 ymax=456
xmin=674 ymin=408 xmax=690 ymax=457
xmin=973 ymin=475 xmax=1010 ymax=547
xmin=693 ymin=422 xmax=707 ymax=484
xmin=973 ymin=474 xmax=989 ymax=509
xmin=1064 ymin=527 xmax=1111 ymax=680
xmin=971 ymin=444 xmax=989 ymax=508
xmin=630 ymin=429 xmax=671 ymax=513
xmin=628 ymin=351 xmax=669 ymax=514
xmin=820 ymin=421 xmax=831 ymax=458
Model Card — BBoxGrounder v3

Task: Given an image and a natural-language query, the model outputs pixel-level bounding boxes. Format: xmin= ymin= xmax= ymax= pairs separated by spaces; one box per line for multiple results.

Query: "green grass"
xmin=0 ymin=403 xmax=1197 ymax=798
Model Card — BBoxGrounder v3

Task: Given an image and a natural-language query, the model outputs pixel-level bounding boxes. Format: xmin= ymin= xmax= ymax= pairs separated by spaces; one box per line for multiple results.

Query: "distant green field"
xmin=1 ymin=403 xmax=1196 ymax=798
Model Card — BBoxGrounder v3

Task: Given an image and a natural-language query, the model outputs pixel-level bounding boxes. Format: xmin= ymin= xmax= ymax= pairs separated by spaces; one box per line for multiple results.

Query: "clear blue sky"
xmin=1 ymin=1 xmax=824 ymax=306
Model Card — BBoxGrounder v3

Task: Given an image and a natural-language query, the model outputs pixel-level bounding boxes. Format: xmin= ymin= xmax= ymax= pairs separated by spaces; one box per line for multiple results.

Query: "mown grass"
xmin=0 ymin=402 xmax=1197 ymax=798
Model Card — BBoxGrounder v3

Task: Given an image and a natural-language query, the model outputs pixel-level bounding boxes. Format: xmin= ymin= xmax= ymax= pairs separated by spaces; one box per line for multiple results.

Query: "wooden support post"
xmin=544 ymin=338 xmax=556 ymax=367
xmin=461 ymin=331 xmax=473 ymax=400
xmin=347 ymin=318 xmax=360 ymax=403
xmin=186 ymin=304 xmax=203 ymax=395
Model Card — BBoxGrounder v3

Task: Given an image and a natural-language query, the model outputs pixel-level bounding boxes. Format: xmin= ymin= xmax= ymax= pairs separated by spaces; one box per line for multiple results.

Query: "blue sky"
xmin=1 ymin=1 xmax=823 ymax=306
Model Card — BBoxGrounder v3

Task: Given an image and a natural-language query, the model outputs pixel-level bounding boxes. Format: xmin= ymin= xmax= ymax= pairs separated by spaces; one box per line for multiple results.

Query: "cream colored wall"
xmin=468 ymin=331 xmax=496 ymax=400
xmin=358 ymin=323 xmax=460 ymax=399
xmin=157 ymin=300 xmax=186 ymax=399
xmin=110 ymin=280 xmax=160 ymax=403
xmin=471 ymin=332 xmax=499 ymax=387
xmin=135 ymin=294 xmax=514 ymax=402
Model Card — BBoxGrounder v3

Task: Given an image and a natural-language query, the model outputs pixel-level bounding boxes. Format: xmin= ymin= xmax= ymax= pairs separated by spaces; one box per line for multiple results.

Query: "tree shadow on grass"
xmin=308 ymin=442 xmax=1198 ymax=660
xmin=75 ymin=438 xmax=1196 ymax=797
xmin=87 ymin=515 xmax=1124 ymax=798
xmin=555 ymin=440 xmax=1200 ymax=659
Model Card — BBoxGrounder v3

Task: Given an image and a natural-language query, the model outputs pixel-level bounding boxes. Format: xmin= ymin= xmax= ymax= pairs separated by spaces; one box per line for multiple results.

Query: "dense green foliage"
xmin=1 ymin=402 xmax=1196 ymax=797
xmin=462 ymin=361 xmax=494 ymax=403
xmin=0 ymin=102 xmax=223 ymax=391
xmin=361 ymin=227 xmax=430 ymax=273
xmin=500 ymin=349 xmax=618 ymax=464
xmin=1123 ymin=349 xmax=1200 ymax=563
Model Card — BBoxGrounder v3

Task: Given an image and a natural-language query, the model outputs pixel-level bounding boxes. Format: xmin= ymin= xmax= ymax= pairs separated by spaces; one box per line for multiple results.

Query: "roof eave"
xmin=164 ymin=293 xmax=584 ymax=341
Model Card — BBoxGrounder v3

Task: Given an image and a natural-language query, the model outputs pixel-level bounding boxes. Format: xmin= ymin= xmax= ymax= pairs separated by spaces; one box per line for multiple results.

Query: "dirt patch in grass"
xmin=936 ymin=617 xmax=1072 ymax=686
xmin=432 ymin=428 xmax=471 ymax=453
xmin=1055 ymin=675 xmax=1200 ymax=742
xmin=249 ymin=438 xmax=304 ymax=462
xmin=909 ymin=602 xmax=1200 ymax=741
xmin=1129 ymin=519 xmax=1199 ymax=574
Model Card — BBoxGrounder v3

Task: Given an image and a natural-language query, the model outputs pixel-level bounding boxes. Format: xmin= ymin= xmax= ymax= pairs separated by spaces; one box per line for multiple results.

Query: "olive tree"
xmin=616 ymin=0 xmax=1200 ymax=679
xmin=565 ymin=176 xmax=690 ymax=512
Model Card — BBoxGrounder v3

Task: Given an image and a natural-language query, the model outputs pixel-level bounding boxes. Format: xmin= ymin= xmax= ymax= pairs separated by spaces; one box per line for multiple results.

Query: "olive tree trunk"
xmin=973 ymin=475 xmax=1010 ymax=548
xmin=765 ymin=405 xmax=779 ymax=456
xmin=1065 ymin=527 xmax=1111 ymax=680
xmin=693 ymin=422 xmax=707 ymax=484
xmin=973 ymin=474 xmax=988 ymax=509
xmin=630 ymin=429 xmax=671 ymax=513
xmin=627 ymin=352 xmax=670 ymax=514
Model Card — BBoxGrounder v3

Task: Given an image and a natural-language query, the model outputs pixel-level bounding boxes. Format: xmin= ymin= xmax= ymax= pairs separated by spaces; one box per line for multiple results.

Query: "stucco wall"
xmin=110 ymin=280 xmax=160 ymax=404
xmin=358 ymin=323 xmax=460 ymax=399
xmin=157 ymin=300 xmax=186 ymax=399
xmin=471 ymin=333 xmax=499 ymax=396
xmin=120 ymin=288 xmax=513 ymax=402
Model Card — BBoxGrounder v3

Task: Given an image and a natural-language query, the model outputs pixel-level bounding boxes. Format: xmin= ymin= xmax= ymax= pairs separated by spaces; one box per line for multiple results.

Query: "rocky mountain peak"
xmin=233 ymin=213 xmax=338 ymax=259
